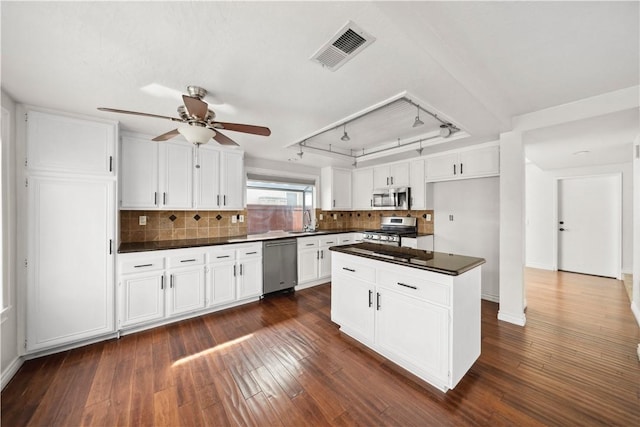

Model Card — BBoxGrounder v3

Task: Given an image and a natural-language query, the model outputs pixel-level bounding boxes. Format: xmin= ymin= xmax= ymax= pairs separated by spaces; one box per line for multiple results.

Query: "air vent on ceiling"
xmin=310 ymin=21 xmax=376 ymax=71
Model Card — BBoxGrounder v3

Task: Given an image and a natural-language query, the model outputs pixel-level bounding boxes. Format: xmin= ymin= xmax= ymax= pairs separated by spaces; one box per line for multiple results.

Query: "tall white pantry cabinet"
xmin=20 ymin=108 xmax=117 ymax=353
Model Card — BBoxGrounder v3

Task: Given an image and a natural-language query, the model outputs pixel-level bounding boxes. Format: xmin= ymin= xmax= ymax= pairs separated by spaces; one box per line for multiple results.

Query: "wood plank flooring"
xmin=3 ymin=268 xmax=639 ymax=426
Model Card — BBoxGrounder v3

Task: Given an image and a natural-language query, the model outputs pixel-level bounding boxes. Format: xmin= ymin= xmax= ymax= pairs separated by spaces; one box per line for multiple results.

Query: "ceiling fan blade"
xmin=97 ymin=107 xmax=181 ymax=122
xmin=213 ymin=130 xmax=239 ymax=146
xmin=182 ymin=95 xmax=208 ymax=119
xmin=216 ymin=122 xmax=271 ymax=136
xmin=151 ymin=129 xmax=180 ymax=142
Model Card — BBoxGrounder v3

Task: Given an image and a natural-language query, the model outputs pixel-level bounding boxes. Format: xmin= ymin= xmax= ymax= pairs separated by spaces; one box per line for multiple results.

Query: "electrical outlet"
xmin=426 ymin=214 xmax=431 ymax=221
xmin=139 ymin=216 xmax=147 ymax=226
xmin=231 ymin=215 xmax=237 ymax=224
xmin=333 ymin=214 xmax=337 ymax=220
xmin=319 ymin=214 xmax=323 ymax=220
xmin=239 ymin=215 xmax=245 ymax=223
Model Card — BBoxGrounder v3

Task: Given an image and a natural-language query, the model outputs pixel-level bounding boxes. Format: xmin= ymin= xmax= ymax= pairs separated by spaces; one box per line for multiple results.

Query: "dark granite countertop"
xmin=118 ymin=229 xmax=368 ymax=254
xmin=329 ymin=242 xmax=484 ymax=276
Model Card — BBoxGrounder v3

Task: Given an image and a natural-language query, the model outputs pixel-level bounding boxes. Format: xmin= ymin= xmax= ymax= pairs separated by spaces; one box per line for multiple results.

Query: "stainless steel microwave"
xmin=372 ymin=187 xmax=411 ymax=210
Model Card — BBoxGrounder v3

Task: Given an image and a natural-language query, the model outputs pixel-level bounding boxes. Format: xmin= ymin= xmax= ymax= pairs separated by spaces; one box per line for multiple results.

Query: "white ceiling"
xmin=2 ymin=1 xmax=638 ymax=169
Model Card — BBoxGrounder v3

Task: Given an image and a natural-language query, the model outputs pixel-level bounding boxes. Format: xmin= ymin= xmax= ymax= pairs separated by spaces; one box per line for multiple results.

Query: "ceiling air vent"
xmin=310 ymin=21 xmax=376 ymax=71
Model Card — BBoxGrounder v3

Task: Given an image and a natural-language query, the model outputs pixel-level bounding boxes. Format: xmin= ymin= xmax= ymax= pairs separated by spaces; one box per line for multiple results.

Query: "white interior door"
xmin=557 ymin=175 xmax=621 ymax=278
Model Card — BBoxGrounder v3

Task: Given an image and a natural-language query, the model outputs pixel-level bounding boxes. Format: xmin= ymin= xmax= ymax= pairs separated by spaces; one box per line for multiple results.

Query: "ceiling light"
xmin=341 ymin=124 xmax=350 ymax=141
xmin=439 ymin=124 xmax=452 ymax=138
xmin=178 ymin=125 xmax=215 ymax=145
xmin=413 ymin=105 xmax=424 ymax=128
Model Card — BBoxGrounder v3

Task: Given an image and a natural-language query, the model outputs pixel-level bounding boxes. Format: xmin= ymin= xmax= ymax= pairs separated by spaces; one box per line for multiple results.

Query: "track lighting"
xmin=439 ymin=124 xmax=452 ymax=138
xmin=341 ymin=124 xmax=350 ymax=141
xmin=297 ymin=143 xmax=304 ymax=158
xmin=412 ymin=105 xmax=424 ymax=128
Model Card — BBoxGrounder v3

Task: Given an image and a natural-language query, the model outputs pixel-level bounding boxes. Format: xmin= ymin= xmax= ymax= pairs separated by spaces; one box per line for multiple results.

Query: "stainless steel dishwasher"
xmin=263 ymin=239 xmax=298 ymax=295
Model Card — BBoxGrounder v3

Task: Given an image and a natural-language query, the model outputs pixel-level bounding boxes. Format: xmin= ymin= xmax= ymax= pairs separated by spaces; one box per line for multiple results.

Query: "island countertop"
xmin=329 ymin=242 xmax=485 ymax=276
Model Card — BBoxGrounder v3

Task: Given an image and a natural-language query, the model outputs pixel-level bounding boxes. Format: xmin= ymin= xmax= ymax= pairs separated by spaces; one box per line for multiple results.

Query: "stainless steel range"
xmin=362 ymin=216 xmax=418 ymax=246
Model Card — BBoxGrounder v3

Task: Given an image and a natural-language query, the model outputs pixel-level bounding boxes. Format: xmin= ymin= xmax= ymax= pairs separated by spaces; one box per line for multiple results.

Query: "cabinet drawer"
xmin=167 ymin=253 xmax=205 ymax=268
xmin=120 ymin=257 xmax=165 ymax=275
xmin=320 ymin=236 xmax=338 ymax=247
xmin=209 ymin=248 xmax=236 ymax=263
xmin=297 ymin=238 xmax=318 ymax=249
xmin=238 ymin=245 xmax=262 ymax=258
xmin=338 ymin=234 xmax=354 ymax=245
xmin=333 ymin=256 xmax=375 ymax=283
xmin=378 ymin=270 xmax=450 ymax=306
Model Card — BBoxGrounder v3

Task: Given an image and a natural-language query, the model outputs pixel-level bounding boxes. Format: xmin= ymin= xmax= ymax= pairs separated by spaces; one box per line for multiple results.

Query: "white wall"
xmin=434 ymin=177 xmax=500 ymax=302
xmin=525 ymin=161 xmax=633 ymax=274
xmin=632 ymin=136 xmax=640 ymax=326
xmin=1 ymin=90 xmax=20 ymax=389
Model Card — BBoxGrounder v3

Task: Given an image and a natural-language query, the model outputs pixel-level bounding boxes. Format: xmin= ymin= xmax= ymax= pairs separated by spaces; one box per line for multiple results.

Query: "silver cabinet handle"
xmin=109 ymin=239 xmax=112 ymax=255
xmin=217 ymin=195 xmax=220 ymax=206
xmin=305 ymin=243 xmax=315 ymax=246
xmin=223 ymin=195 xmax=227 ymax=206
xmin=390 ymin=176 xmax=394 ymax=185
xmin=333 ymin=199 xmax=336 ymax=207
xmin=460 ymin=163 xmax=463 ymax=174
xmin=109 ymin=156 xmax=113 ymax=172
xmin=321 ymin=250 xmax=324 ymax=259
xmin=154 ymin=192 xmax=158 ymax=205
xmin=233 ymin=265 xmax=237 ymax=277
xmin=170 ymin=274 xmax=174 ymax=288
xmin=163 ymin=192 xmax=167 ymax=204
xmin=376 ymin=292 xmax=381 ymax=310
xmin=342 ymin=267 xmax=355 ymax=272
xmin=216 ymin=255 xmax=230 ymax=259
xmin=180 ymin=259 xmax=197 ymax=263
xmin=316 ymin=250 xmax=319 ymax=260
xmin=397 ymin=282 xmax=417 ymax=290
xmin=453 ymin=164 xmax=457 ymax=175
xmin=246 ymin=251 xmax=257 ymax=255
xmin=368 ymin=290 xmax=373 ymax=307
xmin=134 ymin=263 xmax=153 ymax=268
xmin=240 ymin=264 xmax=243 ymax=276
xmin=386 ymin=177 xmax=389 ymax=185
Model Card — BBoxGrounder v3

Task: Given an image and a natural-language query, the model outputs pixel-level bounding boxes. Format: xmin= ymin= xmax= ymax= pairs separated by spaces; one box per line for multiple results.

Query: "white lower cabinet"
xmin=166 ymin=266 xmax=206 ymax=316
xmin=120 ymin=272 xmax=165 ymax=327
xmin=297 ymin=234 xmax=343 ymax=288
xmin=330 ymin=251 xmax=481 ymax=392
xmin=206 ymin=243 xmax=263 ymax=307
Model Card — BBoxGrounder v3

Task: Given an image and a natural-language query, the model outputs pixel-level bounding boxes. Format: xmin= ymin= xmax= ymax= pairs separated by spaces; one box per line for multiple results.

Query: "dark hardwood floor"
xmin=2 ymin=268 xmax=639 ymax=426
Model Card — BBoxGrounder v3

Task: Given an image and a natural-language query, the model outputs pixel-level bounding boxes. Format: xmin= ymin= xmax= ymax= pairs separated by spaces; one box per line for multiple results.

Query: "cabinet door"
xmin=375 ymin=288 xmax=450 ymax=383
xmin=120 ymin=136 xmax=159 ymax=208
xmin=27 ymin=110 xmax=116 ymax=176
xmin=459 ymin=146 xmax=500 ymax=178
xmin=220 ymin=151 xmax=244 ymax=209
xmin=298 ymin=248 xmax=319 ymax=283
xmin=352 ymin=169 xmax=373 ymax=209
xmin=331 ymin=273 xmax=375 ymax=343
xmin=160 ymin=142 xmax=193 ymax=208
xmin=208 ymin=261 xmax=236 ymax=306
xmin=318 ymin=248 xmax=332 ymax=279
xmin=26 ymin=177 xmax=115 ymax=351
xmin=389 ymin=162 xmax=410 ymax=186
xmin=426 ymin=153 xmax=458 ymax=182
xmin=409 ymin=159 xmax=425 ymax=209
xmin=167 ymin=267 xmax=205 ymax=316
xmin=237 ymin=257 xmax=263 ymax=299
xmin=195 ymin=146 xmax=221 ymax=209
xmin=120 ymin=274 xmax=165 ymax=327
xmin=373 ymin=165 xmax=390 ymax=188
xmin=332 ymin=168 xmax=352 ymax=209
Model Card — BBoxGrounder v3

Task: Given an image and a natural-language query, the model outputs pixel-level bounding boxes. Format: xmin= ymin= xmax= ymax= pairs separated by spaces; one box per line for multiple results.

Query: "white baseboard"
xmin=525 ymin=262 xmax=555 ymax=271
xmin=631 ymin=300 xmax=640 ymax=327
xmin=497 ymin=310 xmax=526 ymax=326
xmin=1 ymin=356 xmax=23 ymax=390
xmin=295 ymin=280 xmax=329 ymax=291
xmin=481 ymin=293 xmax=499 ymax=303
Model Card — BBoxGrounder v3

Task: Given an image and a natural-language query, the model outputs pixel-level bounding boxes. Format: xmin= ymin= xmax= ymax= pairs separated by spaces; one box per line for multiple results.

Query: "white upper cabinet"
xmin=120 ymin=136 xmax=159 ymax=208
xmin=352 ymin=168 xmax=374 ymax=209
xmin=409 ymin=159 xmax=426 ymax=209
xmin=120 ymin=134 xmax=244 ymax=210
xmin=321 ymin=167 xmax=352 ymax=210
xmin=26 ymin=110 xmax=116 ymax=176
xmin=373 ymin=162 xmax=409 ymax=188
xmin=426 ymin=144 xmax=499 ymax=182
xmin=160 ymin=142 xmax=193 ymax=209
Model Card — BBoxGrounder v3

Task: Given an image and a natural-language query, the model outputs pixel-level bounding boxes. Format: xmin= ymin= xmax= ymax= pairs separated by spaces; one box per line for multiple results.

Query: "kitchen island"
xmin=329 ymin=243 xmax=485 ymax=392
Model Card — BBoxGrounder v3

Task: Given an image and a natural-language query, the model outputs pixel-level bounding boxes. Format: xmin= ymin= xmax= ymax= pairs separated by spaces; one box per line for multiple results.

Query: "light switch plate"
xmin=139 ymin=216 xmax=147 ymax=226
xmin=231 ymin=215 xmax=237 ymax=224
xmin=319 ymin=214 xmax=323 ymax=220
xmin=426 ymin=214 xmax=431 ymax=221
xmin=239 ymin=215 xmax=245 ymax=223
xmin=333 ymin=214 xmax=337 ymax=220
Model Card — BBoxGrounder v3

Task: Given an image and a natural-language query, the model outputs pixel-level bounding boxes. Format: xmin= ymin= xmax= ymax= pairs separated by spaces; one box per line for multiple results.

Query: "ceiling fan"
xmin=98 ymin=85 xmax=271 ymax=146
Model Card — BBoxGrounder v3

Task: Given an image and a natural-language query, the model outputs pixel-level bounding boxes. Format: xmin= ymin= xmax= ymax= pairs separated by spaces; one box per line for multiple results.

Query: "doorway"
xmin=556 ymin=174 xmax=622 ymax=279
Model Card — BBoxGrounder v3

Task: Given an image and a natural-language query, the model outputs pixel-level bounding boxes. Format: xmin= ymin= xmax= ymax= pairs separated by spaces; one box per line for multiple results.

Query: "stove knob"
xmin=380 ymin=235 xmax=388 ymax=241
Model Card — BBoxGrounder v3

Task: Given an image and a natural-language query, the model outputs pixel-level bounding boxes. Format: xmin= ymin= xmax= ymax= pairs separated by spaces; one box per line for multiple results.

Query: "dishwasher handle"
xmin=264 ymin=241 xmax=297 ymax=247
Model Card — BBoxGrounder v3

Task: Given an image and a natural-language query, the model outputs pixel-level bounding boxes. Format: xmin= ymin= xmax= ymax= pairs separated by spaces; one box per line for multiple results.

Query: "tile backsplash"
xmin=120 ymin=210 xmax=247 ymax=243
xmin=315 ymin=209 xmax=434 ymax=234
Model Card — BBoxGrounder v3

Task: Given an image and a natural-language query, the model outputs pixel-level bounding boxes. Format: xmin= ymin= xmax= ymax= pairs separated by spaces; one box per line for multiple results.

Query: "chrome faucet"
xmin=303 ymin=209 xmax=314 ymax=231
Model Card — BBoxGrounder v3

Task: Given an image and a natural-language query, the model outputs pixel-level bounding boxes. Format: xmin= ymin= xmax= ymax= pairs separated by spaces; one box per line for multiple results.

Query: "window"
xmin=246 ymin=177 xmax=314 ymax=234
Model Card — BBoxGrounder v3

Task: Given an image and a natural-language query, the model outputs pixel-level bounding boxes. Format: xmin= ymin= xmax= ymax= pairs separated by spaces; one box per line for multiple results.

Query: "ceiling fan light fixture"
xmin=341 ymin=124 xmax=350 ymax=141
xmin=178 ymin=125 xmax=216 ymax=145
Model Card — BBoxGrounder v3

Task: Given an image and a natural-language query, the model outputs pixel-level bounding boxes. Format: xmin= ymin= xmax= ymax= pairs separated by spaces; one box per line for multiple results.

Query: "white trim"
xmin=481 ymin=293 xmax=499 ymax=303
xmin=497 ymin=310 xmax=526 ymax=326
xmin=631 ymin=300 xmax=640 ymax=328
xmin=1 ymin=356 xmax=23 ymax=390
xmin=555 ymin=173 xmax=623 ymax=280
xmin=525 ymin=262 xmax=555 ymax=271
